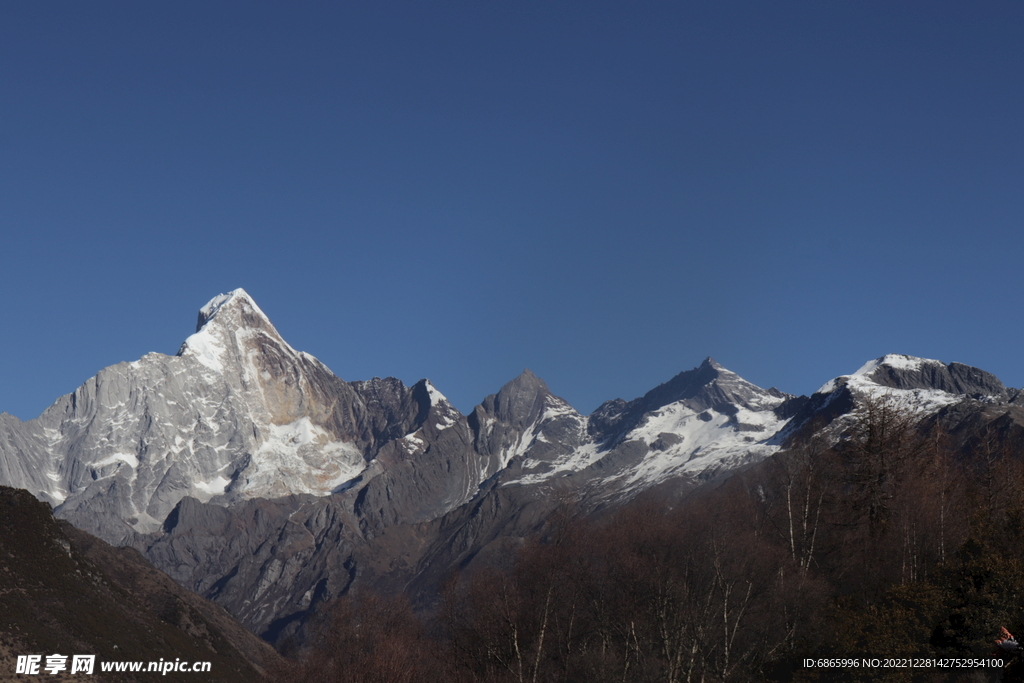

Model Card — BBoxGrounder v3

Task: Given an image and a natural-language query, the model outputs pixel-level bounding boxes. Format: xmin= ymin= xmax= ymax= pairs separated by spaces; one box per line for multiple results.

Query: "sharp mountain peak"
xmin=194 ymin=288 xmax=278 ymax=335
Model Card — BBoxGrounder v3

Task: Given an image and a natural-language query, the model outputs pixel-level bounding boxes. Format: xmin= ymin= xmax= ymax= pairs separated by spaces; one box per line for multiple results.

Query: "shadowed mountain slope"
xmin=0 ymin=486 xmax=283 ymax=682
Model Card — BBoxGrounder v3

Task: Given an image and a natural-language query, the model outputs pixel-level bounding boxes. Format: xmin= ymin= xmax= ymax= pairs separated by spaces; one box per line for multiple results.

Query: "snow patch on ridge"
xmin=194 ymin=475 xmax=232 ymax=499
xmin=869 ymin=354 xmax=945 ymax=373
xmin=91 ymin=452 xmax=140 ymax=469
xmin=199 ymin=291 xmax=237 ymax=321
xmin=425 ymin=380 xmax=447 ymax=406
xmin=179 ymin=327 xmax=228 ymax=373
xmin=620 ymin=400 xmax=784 ymax=486
xmin=239 ymin=417 xmax=366 ymax=498
xmin=403 ymin=432 xmax=426 ymax=452
xmin=515 ymin=441 xmax=602 ymax=485
xmin=425 ymin=381 xmax=459 ymax=430
xmin=819 ymin=354 xmax=948 ymax=393
xmin=540 ymin=395 xmax=577 ymax=421
xmin=816 ymin=354 xmax=962 ymax=412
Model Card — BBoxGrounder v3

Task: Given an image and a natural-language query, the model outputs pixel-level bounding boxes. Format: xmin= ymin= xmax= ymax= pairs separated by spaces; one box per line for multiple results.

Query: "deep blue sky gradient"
xmin=2 ymin=2 xmax=1022 ymax=419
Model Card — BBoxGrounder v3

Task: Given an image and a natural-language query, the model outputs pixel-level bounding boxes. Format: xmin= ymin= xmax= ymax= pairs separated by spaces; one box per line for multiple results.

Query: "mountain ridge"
xmin=2 ymin=290 xmax=1020 ymax=647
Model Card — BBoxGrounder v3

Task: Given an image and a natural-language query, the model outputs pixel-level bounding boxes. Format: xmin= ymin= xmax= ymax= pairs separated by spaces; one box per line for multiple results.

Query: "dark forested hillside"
xmin=0 ymin=487 xmax=283 ymax=683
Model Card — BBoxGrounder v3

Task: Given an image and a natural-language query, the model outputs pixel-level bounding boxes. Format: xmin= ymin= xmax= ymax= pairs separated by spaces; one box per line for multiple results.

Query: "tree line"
xmin=276 ymin=395 xmax=1024 ymax=682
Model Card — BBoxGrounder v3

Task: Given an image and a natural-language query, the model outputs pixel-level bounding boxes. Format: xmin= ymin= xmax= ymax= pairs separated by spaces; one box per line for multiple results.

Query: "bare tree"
xmin=762 ymin=433 xmax=834 ymax=571
xmin=296 ymin=592 xmax=438 ymax=683
xmin=842 ymin=392 xmax=929 ymax=534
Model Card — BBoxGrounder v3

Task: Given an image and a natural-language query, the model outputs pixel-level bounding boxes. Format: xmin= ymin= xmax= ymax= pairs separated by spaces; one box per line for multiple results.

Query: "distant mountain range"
xmin=2 ymin=289 xmax=1022 ymax=646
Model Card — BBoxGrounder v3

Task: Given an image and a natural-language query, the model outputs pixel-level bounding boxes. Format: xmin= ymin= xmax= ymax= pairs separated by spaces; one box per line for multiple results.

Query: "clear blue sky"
xmin=2 ymin=1 xmax=1022 ymax=420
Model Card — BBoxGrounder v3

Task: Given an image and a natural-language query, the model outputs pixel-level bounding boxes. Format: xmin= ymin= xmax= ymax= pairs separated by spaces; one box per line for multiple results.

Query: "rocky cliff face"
xmin=2 ymin=293 xmax=1020 ymax=647
xmin=0 ymin=290 xmax=478 ymax=545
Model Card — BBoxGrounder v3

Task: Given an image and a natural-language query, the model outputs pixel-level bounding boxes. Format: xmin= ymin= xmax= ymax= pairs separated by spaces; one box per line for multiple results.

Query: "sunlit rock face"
xmin=1 ymin=291 xmax=379 ymax=541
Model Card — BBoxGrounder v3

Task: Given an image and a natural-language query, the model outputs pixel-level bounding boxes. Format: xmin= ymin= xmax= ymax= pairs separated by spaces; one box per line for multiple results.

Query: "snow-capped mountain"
xmin=0 ymin=290 xmax=798 ymax=544
xmin=0 ymin=290 xmax=485 ymax=543
xmin=776 ymin=353 xmax=1023 ymax=445
xmin=2 ymin=291 xmax=1020 ymax=644
xmin=471 ymin=358 xmax=797 ymax=494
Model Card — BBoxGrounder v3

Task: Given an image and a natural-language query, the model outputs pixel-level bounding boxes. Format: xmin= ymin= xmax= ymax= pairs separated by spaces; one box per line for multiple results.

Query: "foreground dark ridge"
xmin=0 ymin=486 xmax=283 ymax=682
